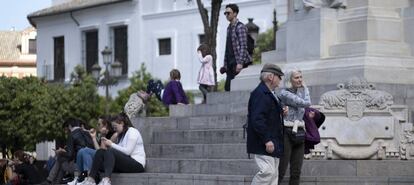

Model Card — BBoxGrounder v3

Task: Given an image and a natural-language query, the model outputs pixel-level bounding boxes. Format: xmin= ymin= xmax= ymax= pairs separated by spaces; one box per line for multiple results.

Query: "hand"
xmin=265 ymin=141 xmax=275 ymax=153
xmin=101 ymin=137 xmax=113 ymax=147
xmin=235 ymin=64 xmax=243 ymax=73
xmin=55 ymin=147 xmax=66 ymax=154
xmin=308 ymin=111 xmax=315 ymax=119
xmin=89 ymin=128 xmax=96 ymax=138
xmin=283 ymin=106 xmax=289 ymax=116
xmin=220 ymin=67 xmax=227 ymax=74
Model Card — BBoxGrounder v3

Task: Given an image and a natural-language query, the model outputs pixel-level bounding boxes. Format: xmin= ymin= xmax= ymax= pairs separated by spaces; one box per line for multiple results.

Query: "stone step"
xmin=134 ymin=115 xmax=246 ymax=131
xmin=169 ymin=102 xmax=248 ymax=117
xmin=144 ymin=159 xmax=414 ymax=176
xmin=132 ymin=115 xmax=246 ymax=144
xmin=145 ymin=158 xmax=256 ymax=175
xmin=206 ymin=91 xmax=251 ymax=105
xmin=146 ymin=143 xmax=248 ymax=159
xmin=151 ymin=129 xmax=245 ymax=144
xmin=111 ymin=173 xmax=250 ymax=185
xmin=176 ymin=115 xmax=247 ymax=130
xmin=110 ymin=173 xmax=414 ymax=185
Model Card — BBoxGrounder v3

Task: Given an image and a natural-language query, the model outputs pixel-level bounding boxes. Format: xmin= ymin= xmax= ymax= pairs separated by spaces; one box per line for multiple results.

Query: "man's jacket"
xmin=247 ymin=82 xmax=284 ymax=157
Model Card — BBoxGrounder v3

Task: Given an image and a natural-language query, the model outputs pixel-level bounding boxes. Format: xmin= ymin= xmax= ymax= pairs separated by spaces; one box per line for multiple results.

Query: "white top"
xmin=197 ymin=52 xmax=215 ymax=86
xmin=111 ymin=127 xmax=146 ymax=167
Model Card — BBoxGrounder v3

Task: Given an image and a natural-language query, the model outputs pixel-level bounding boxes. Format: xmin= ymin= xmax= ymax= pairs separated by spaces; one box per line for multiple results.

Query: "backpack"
xmin=235 ymin=22 xmax=254 ymax=68
xmin=243 ymin=34 xmax=254 ymax=68
xmin=247 ymin=34 xmax=255 ymax=56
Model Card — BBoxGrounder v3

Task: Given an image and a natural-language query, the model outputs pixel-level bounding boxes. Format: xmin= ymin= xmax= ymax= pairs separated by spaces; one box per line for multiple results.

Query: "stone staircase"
xmin=114 ymin=91 xmax=414 ymax=185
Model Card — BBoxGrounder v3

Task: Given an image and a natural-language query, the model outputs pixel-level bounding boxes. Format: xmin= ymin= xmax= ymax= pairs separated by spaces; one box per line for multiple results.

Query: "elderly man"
xmin=247 ymin=63 xmax=286 ymax=185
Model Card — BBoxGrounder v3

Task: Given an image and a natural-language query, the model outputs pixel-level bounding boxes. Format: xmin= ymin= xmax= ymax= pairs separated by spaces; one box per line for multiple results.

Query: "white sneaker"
xmin=67 ymin=177 xmax=78 ymax=185
xmin=97 ymin=177 xmax=111 ymax=185
xmin=78 ymin=177 xmax=96 ymax=185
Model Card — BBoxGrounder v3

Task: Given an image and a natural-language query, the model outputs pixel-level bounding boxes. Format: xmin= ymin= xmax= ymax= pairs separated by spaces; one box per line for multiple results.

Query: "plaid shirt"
xmin=224 ymin=19 xmax=251 ymax=66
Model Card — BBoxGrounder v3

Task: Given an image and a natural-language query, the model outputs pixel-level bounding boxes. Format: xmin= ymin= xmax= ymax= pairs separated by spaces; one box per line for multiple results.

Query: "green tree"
xmin=0 ymin=66 xmax=102 ymax=153
xmin=252 ymin=28 xmax=275 ymax=64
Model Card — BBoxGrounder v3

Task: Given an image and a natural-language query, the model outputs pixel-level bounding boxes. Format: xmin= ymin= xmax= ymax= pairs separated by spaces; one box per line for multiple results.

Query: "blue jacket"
xmin=247 ymin=82 xmax=284 ymax=158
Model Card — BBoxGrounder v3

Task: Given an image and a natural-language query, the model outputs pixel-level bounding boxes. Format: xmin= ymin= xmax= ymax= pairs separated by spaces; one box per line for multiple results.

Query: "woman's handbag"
xmin=286 ymin=127 xmax=305 ymax=144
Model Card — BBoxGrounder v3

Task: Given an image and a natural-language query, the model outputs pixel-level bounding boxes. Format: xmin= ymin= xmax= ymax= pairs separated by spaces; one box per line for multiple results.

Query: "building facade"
xmin=0 ymin=27 xmax=37 ymax=78
xmin=28 ymin=0 xmax=287 ymax=96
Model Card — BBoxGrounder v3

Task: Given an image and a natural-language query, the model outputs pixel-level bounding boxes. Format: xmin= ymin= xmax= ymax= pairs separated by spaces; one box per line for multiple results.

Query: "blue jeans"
xmin=76 ymin=147 xmax=96 ymax=172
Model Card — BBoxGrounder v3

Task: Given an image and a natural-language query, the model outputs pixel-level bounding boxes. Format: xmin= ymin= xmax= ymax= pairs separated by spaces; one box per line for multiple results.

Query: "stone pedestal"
xmin=232 ymin=0 xmax=414 ymax=121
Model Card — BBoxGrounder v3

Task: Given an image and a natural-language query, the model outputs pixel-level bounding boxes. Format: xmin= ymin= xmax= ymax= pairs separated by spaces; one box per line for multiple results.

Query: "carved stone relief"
xmin=309 ymin=78 xmax=414 ymax=160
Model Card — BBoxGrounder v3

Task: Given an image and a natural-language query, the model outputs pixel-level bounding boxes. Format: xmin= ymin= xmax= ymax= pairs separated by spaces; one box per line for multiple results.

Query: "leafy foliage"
xmin=0 ymin=66 xmax=102 ymax=152
xmin=252 ymin=28 xmax=275 ymax=64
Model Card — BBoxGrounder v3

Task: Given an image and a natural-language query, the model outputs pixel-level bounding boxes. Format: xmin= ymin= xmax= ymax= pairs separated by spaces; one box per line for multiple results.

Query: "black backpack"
xmin=243 ymin=34 xmax=254 ymax=68
xmin=247 ymin=34 xmax=255 ymax=56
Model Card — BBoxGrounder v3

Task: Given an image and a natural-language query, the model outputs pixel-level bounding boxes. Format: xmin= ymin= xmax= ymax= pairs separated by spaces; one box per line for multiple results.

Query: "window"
xmin=199 ymin=34 xmax=206 ymax=44
xmin=85 ymin=30 xmax=98 ymax=74
xmin=113 ymin=26 xmax=128 ymax=75
xmin=158 ymin=38 xmax=171 ymax=55
xmin=29 ymin=39 xmax=36 ymax=54
xmin=54 ymin=37 xmax=65 ymax=81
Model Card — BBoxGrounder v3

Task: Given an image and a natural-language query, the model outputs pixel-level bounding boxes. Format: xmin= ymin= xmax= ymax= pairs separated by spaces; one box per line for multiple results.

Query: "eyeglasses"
xmin=224 ymin=11 xmax=232 ymax=16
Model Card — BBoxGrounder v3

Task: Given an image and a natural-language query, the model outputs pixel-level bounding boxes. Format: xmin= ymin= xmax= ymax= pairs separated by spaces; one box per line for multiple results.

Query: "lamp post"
xmin=91 ymin=46 xmax=122 ymax=114
xmin=246 ymin=18 xmax=259 ymax=41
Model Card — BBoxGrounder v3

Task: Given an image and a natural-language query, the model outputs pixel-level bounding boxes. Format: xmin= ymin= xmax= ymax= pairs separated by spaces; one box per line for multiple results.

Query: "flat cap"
xmin=261 ymin=63 xmax=284 ymax=76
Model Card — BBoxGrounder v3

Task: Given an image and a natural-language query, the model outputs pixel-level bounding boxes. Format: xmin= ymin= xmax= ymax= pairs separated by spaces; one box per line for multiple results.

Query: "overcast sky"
xmin=0 ymin=0 xmax=51 ymax=31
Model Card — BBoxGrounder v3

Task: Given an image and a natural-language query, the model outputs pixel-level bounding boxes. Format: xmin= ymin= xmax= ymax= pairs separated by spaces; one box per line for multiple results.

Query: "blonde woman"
xmin=278 ymin=68 xmax=311 ymax=185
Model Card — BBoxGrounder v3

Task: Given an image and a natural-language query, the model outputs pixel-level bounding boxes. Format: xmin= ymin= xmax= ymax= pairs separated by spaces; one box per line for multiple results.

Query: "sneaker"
xmin=97 ymin=177 xmax=111 ymax=185
xmin=153 ymin=80 xmax=164 ymax=101
xmin=147 ymin=79 xmax=163 ymax=101
xmin=146 ymin=79 xmax=155 ymax=94
xmin=78 ymin=177 xmax=96 ymax=185
xmin=67 ymin=177 xmax=78 ymax=185
xmin=77 ymin=171 xmax=88 ymax=183
xmin=60 ymin=174 xmax=75 ymax=184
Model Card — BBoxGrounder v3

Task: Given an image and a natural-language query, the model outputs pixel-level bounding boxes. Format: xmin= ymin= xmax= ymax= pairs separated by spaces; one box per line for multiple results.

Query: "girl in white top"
xmin=81 ymin=112 xmax=145 ymax=185
xmin=197 ymin=44 xmax=215 ymax=104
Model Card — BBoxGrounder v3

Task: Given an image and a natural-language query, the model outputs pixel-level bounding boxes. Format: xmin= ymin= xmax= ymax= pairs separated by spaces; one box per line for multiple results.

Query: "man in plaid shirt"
xmin=221 ymin=3 xmax=251 ymax=91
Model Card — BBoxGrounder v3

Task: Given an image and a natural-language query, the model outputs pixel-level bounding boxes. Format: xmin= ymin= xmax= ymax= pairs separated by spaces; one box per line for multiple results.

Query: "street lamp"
xmin=91 ymin=46 xmax=122 ymax=114
xmin=246 ymin=18 xmax=259 ymax=41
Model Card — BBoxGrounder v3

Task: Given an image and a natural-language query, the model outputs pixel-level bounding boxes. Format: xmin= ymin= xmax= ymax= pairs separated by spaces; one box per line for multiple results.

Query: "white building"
xmin=28 ymin=0 xmax=287 ymax=96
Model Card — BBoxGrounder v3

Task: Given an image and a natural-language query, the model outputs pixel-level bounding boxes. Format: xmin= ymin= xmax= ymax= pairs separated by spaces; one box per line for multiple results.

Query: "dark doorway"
xmin=113 ymin=26 xmax=128 ymax=75
xmin=54 ymin=36 xmax=65 ymax=81
xmin=85 ymin=30 xmax=98 ymax=74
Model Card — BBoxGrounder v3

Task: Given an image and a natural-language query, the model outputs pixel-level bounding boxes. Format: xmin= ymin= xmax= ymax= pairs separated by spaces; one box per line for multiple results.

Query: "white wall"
xmin=34 ymin=0 xmax=287 ymax=95
xmin=141 ymin=0 xmax=287 ymax=89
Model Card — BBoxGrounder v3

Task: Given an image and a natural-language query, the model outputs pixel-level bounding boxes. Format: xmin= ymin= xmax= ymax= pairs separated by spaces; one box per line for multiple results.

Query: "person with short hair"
xmin=42 ymin=118 xmax=94 ymax=184
xmin=220 ymin=3 xmax=251 ymax=91
xmin=68 ymin=116 xmax=118 ymax=185
xmin=247 ymin=63 xmax=285 ymax=185
xmin=147 ymin=69 xmax=189 ymax=106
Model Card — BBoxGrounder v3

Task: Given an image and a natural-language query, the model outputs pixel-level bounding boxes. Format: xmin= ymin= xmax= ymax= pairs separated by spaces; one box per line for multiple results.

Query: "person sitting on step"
xmin=80 ymin=112 xmax=145 ymax=185
xmin=147 ymin=69 xmax=189 ymax=106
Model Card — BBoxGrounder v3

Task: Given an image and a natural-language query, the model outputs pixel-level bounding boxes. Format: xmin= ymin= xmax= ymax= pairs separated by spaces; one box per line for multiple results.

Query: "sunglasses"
xmin=224 ymin=11 xmax=232 ymax=16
